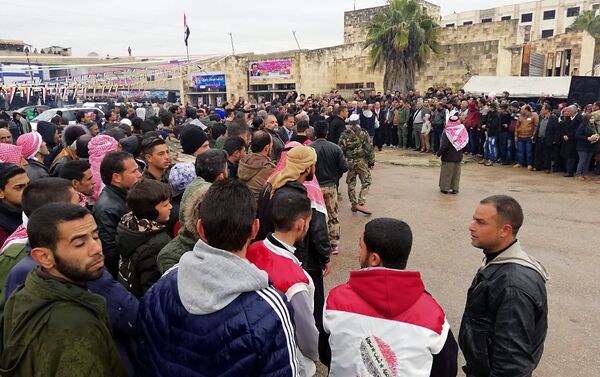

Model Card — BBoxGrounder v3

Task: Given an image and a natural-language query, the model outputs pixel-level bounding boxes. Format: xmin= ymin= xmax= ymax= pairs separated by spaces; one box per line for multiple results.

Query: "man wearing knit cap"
xmin=178 ymin=125 xmax=209 ymax=163
xmin=256 ymin=145 xmax=332 ymax=363
xmin=339 ymin=114 xmax=375 ymax=215
xmin=16 ymin=132 xmax=49 ymax=181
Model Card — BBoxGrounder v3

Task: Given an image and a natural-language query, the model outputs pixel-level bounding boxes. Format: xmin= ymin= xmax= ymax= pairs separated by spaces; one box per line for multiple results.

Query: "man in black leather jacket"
xmin=93 ymin=151 xmax=142 ymax=277
xmin=310 ymin=120 xmax=348 ymax=255
xmin=460 ymin=195 xmax=548 ymax=377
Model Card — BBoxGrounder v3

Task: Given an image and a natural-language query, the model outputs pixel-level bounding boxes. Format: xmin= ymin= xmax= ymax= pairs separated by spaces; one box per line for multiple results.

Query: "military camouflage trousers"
xmin=346 ymin=159 xmax=371 ymax=206
xmin=321 ymin=185 xmax=340 ymax=247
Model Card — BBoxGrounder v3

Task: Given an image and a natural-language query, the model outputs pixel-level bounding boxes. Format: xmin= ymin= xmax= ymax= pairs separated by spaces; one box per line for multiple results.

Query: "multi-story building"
xmin=442 ymin=0 xmax=600 ymax=41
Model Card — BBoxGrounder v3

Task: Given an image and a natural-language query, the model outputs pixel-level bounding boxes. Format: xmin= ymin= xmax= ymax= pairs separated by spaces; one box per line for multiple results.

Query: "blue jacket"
xmin=6 ymin=255 xmax=140 ymax=376
xmin=136 ymin=239 xmax=299 ymax=377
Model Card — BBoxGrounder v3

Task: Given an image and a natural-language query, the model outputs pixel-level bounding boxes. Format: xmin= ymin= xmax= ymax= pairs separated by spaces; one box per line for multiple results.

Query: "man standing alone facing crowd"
xmin=460 ymin=195 xmax=548 ymax=377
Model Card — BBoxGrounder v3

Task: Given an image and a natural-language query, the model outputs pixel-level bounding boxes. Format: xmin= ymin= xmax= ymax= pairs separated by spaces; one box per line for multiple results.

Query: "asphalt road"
xmin=317 ymin=149 xmax=600 ymax=376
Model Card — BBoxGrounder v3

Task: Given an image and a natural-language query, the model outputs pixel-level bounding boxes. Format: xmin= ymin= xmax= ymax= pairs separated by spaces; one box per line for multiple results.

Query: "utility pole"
xmin=292 ymin=30 xmax=301 ymax=50
xmin=354 ymin=0 xmax=356 ymax=11
xmin=229 ymin=33 xmax=236 ymax=56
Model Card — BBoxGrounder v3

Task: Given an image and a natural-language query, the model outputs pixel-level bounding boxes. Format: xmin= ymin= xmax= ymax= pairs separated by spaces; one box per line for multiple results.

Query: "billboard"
xmin=248 ymin=59 xmax=292 ymax=79
xmin=191 ymin=72 xmax=226 ymax=91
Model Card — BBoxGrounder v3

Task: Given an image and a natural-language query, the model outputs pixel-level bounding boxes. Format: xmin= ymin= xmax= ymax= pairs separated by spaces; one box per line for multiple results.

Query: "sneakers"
xmin=484 ymin=161 xmax=494 ymax=166
xmin=478 ymin=159 xmax=487 ymax=164
xmin=513 ymin=163 xmax=522 ymax=168
xmin=527 ymin=165 xmax=534 ymax=171
xmin=331 ymin=245 xmax=339 ymax=255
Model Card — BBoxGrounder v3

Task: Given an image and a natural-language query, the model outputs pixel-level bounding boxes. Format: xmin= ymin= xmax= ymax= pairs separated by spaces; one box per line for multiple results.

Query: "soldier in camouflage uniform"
xmin=339 ymin=114 xmax=375 ymax=215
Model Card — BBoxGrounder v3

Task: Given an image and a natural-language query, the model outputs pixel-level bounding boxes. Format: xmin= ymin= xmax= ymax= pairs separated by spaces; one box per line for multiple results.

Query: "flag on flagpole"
xmin=184 ymin=13 xmax=190 ymax=46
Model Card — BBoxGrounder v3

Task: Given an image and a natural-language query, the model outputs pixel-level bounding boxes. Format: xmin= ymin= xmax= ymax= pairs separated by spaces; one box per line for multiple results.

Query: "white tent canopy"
xmin=462 ymin=76 xmax=572 ymax=98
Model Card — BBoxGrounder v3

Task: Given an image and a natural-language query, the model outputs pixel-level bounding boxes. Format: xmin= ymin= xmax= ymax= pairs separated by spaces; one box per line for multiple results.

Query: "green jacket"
xmin=0 ymin=268 xmax=127 ymax=377
xmin=157 ymin=177 xmax=211 ymax=273
xmin=0 ymin=241 xmax=28 ymax=315
xmin=339 ymin=126 xmax=375 ymax=165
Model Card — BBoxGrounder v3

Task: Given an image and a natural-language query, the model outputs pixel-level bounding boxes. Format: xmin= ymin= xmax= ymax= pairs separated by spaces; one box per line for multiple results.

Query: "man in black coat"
xmin=559 ymin=105 xmax=581 ymax=177
xmin=460 ymin=195 xmax=548 ymax=377
xmin=92 ymin=151 xmax=142 ymax=277
xmin=534 ymin=103 xmax=560 ymax=172
xmin=327 ymin=106 xmax=348 ymax=145
xmin=276 ymin=114 xmax=296 ymax=143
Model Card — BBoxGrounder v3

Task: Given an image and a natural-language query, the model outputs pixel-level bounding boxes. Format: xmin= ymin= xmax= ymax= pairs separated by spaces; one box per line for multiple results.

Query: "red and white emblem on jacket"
xmin=360 ymin=335 xmax=398 ymax=377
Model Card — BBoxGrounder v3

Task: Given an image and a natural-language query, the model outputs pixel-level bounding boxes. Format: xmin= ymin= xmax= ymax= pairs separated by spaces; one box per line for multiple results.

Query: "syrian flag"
xmin=184 ymin=13 xmax=190 ymax=46
xmin=8 ymin=87 xmax=15 ymax=104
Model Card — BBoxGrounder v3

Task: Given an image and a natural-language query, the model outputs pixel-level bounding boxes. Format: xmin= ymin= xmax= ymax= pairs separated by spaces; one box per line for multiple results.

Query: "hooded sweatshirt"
xmin=1 ymin=268 xmax=127 ymax=377
xmin=324 ymin=267 xmax=458 ymax=377
xmin=238 ymin=153 xmax=276 ymax=201
xmin=136 ymin=239 xmax=300 ymax=376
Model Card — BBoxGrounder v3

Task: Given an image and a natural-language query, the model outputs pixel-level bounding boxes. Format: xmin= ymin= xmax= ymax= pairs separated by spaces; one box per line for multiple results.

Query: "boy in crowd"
xmin=117 ymin=179 xmax=172 ymax=297
xmin=247 ymin=191 xmax=319 ymax=376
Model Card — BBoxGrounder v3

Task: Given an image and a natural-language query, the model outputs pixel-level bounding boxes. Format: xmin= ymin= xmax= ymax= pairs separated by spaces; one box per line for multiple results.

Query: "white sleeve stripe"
xmin=263 ymin=287 xmax=298 ymax=364
xmin=257 ymin=289 xmax=299 ymax=376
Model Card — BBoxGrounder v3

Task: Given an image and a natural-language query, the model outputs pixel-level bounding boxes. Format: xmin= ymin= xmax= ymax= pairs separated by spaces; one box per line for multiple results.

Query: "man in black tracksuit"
xmin=460 ymin=195 xmax=548 ymax=377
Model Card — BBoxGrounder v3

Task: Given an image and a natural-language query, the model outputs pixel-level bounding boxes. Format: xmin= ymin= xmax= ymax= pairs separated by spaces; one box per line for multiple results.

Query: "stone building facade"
xmin=442 ymin=0 xmax=600 ymax=41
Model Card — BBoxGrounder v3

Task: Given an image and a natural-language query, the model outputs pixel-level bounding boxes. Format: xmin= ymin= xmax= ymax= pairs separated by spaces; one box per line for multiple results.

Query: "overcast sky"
xmin=1 ymin=0 xmax=530 ymax=58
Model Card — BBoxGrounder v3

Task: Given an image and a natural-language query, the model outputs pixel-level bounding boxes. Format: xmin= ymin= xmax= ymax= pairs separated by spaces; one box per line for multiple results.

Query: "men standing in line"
xmin=411 ymin=99 xmax=426 ymax=151
xmin=460 ymin=195 xmax=548 ymax=377
xmin=311 ymin=121 xmax=348 ymax=254
xmin=534 ymin=103 xmax=560 ymax=173
xmin=339 ymin=114 xmax=374 ymax=215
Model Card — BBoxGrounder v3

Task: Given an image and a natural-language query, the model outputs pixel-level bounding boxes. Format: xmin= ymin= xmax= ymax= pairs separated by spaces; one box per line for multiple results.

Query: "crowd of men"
xmin=0 ymin=87 xmax=552 ymax=376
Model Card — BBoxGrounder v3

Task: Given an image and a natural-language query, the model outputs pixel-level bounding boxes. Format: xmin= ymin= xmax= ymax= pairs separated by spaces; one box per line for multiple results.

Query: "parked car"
xmin=7 ymin=105 xmax=51 ymax=121
xmin=30 ymin=107 xmax=105 ymax=130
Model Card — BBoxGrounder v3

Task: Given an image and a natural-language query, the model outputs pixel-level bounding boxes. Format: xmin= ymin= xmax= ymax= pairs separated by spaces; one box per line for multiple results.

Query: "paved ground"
xmin=316 ymin=148 xmax=600 ymax=376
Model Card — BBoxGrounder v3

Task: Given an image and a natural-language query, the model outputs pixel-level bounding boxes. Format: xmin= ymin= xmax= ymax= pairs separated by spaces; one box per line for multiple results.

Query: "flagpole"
xmin=186 ymin=44 xmax=190 ymax=64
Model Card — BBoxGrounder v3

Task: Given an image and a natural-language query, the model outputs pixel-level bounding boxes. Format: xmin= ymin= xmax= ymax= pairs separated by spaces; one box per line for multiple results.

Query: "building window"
xmin=521 ymin=13 xmax=533 ymax=22
xmin=593 ymin=4 xmax=600 ymax=10
xmin=275 ymin=83 xmax=296 ymax=90
xmin=567 ymin=7 xmax=580 ymax=17
xmin=445 ymin=23 xmax=455 ymax=27
xmin=336 ymin=83 xmax=363 ymax=90
xmin=563 ymin=49 xmax=572 ymax=76
xmin=565 ymin=27 xmax=573 ymax=33
xmin=546 ymin=52 xmax=554 ymax=76
xmin=501 ymin=15 xmax=512 ymax=21
xmin=555 ymin=51 xmax=563 ymax=76
xmin=463 ymin=21 xmax=473 ymax=25
xmin=481 ymin=17 xmax=492 ymax=23
xmin=543 ymin=10 xmax=556 ymax=20
xmin=542 ymin=29 xmax=554 ymax=38
xmin=365 ymin=82 xmax=375 ymax=89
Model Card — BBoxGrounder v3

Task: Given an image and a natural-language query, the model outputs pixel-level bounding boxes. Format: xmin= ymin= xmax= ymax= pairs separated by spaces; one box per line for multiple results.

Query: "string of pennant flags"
xmin=1 ymin=55 xmax=227 ymax=104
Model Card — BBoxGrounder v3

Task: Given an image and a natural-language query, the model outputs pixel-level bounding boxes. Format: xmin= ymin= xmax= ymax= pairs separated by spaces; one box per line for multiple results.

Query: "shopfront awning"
xmin=462 ymin=76 xmax=572 ymax=99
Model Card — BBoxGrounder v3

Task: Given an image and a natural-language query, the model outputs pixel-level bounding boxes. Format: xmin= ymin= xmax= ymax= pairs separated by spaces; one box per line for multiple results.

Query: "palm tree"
xmin=571 ymin=10 xmax=600 ymax=39
xmin=365 ymin=0 xmax=440 ymax=94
